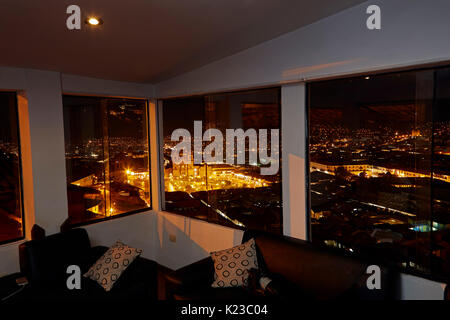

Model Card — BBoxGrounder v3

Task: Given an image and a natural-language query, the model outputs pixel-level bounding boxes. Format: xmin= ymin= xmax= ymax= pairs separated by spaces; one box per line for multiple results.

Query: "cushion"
xmin=210 ymin=238 xmax=258 ymax=288
xmin=84 ymin=241 xmax=142 ymax=291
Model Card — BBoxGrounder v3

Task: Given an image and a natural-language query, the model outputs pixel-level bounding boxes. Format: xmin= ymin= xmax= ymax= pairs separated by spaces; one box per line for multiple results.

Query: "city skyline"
xmin=162 ymin=89 xmax=282 ymax=233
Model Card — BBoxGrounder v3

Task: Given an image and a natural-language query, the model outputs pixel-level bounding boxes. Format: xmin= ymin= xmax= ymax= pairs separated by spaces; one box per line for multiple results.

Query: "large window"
xmin=63 ymin=95 xmax=151 ymax=226
xmin=308 ymin=66 xmax=450 ymax=277
xmin=161 ymin=88 xmax=282 ymax=233
xmin=0 ymin=92 xmax=24 ymax=243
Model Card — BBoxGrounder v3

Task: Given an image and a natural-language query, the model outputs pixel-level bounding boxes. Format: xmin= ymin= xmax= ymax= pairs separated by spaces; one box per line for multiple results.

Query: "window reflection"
xmin=308 ymin=67 xmax=450 ymax=276
xmin=162 ymin=88 xmax=282 ymax=233
xmin=63 ymin=96 xmax=151 ymax=226
xmin=0 ymin=92 xmax=23 ymax=243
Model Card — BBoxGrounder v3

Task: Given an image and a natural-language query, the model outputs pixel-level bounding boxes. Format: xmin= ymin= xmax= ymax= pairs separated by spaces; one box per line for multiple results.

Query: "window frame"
xmin=305 ymin=63 xmax=450 ymax=283
xmin=0 ymin=91 xmax=26 ymax=245
xmin=157 ymin=86 xmax=283 ymax=232
xmin=62 ymin=93 xmax=153 ymax=229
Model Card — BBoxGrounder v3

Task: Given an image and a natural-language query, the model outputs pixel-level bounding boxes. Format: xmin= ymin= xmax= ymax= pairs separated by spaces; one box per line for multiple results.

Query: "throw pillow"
xmin=210 ymin=238 xmax=258 ymax=288
xmin=84 ymin=241 xmax=142 ymax=291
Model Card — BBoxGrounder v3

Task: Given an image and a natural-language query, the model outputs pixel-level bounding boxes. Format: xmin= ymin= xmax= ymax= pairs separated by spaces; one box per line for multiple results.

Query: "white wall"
xmin=154 ymin=211 xmax=243 ymax=269
xmin=61 ymin=74 xmax=154 ymax=98
xmin=397 ymin=274 xmax=446 ymax=300
xmin=154 ymin=0 xmax=450 ymax=299
xmin=83 ymin=211 xmax=157 ymax=261
xmin=281 ymin=83 xmax=307 ymax=239
xmin=26 ymin=70 xmax=68 ymax=234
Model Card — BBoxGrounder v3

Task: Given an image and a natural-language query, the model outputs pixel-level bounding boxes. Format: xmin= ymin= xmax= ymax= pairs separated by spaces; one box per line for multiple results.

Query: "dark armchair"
xmin=17 ymin=228 xmax=157 ymax=300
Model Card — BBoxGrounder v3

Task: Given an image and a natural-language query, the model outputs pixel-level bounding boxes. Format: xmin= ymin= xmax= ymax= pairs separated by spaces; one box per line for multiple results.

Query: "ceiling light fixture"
xmin=86 ymin=17 xmax=103 ymax=26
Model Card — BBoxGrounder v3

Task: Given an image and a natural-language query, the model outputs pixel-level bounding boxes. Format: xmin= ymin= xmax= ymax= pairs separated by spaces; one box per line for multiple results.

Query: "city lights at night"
xmin=162 ymin=89 xmax=282 ymax=233
xmin=309 ymin=68 xmax=450 ymax=276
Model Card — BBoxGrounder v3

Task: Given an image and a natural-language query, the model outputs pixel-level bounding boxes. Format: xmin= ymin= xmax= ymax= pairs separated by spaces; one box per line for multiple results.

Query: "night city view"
xmin=162 ymin=89 xmax=282 ymax=233
xmin=0 ymin=92 xmax=23 ymax=243
xmin=63 ymin=96 xmax=151 ymax=226
xmin=309 ymin=67 xmax=450 ymax=276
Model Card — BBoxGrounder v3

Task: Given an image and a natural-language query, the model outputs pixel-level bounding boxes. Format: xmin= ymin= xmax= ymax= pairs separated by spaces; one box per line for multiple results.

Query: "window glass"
xmin=63 ymin=95 xmax=150 ymax=226
xmin=308 ymin=67 xmax=450 ymax=276
xmin=0 ymin=92 xmax=24 ymax=243
xmin=162 ymin=88 xmax=282 ymax=233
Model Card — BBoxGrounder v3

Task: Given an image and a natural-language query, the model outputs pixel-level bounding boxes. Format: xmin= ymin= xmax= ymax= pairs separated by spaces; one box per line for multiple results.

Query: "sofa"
xmin=16 ymin=228 xmax=158 ymax=300
xmin=160 ymin=230 xmax=396 ymax=300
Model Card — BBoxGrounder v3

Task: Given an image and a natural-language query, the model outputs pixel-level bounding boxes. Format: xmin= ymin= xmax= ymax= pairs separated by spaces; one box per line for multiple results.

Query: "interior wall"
xmin=61 ymin=74 xmax=154 ymax=98
xmin=281 ymin=83 xmax=307 ymax=239
xmin=83 ymin=212 xmax=157 ymax=262
xmin=26 ymin=70 xmax=68 ymax=234
xmin=154 ymin=211 xmax=243 ymax=269
xmin=397 ymin=274 xmax=446 ymax=300
xmin=154 ymin=0 xmax=450 ymax=299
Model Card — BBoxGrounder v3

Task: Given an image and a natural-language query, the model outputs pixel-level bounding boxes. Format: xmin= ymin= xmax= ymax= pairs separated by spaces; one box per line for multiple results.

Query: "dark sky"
xmin=435 ymin=68 xmax=450 ymax=121
xmin=162 ymin=96 xmax=205 ymax=137
xmin=63 ymin=95 xmax=147 ymax=143
xmin=162 ymin=89 xmax=280 ymax=137
xmin=0 ymin=92 xmax=19 ymax=144
xmin=309 ymin=66 xmax=450 ymax=127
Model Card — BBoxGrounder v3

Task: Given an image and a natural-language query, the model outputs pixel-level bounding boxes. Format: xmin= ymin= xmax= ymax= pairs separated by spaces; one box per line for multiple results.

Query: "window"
xmin=63 ymin=95 xmax=151 ymax=226
xmin=308 ymin=66 xmax=450 ymax=277
xmin=161 ymin=88 xmax=282 ymax=233
xmin=0 ymin=92 xmax=24 ymax=243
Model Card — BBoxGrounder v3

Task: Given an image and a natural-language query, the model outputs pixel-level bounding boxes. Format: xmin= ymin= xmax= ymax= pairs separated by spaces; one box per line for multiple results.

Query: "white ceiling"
xmin=0 ymin=0 xmax=367 ymax=83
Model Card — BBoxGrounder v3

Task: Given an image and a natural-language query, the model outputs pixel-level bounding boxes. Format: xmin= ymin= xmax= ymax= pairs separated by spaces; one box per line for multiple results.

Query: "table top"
xmin=0 ymin=273 xmax=24 ymax=301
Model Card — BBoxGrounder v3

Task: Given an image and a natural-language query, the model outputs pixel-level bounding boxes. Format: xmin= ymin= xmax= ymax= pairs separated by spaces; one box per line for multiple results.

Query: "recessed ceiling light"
xmin=86 ymin=17 xmax=103 ymax=26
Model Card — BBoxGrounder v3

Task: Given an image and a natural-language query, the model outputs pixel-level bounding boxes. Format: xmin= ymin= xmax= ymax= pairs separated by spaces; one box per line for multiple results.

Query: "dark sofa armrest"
xmin=78 ymin=246 xmax=109 ymax=273
xmin=160 ymin=257 xmax=215 ymax=299
xmin=168 ymin=257 xmax=215 ymax=287
xmin=90 ymin=245 xmax=108 ymax=257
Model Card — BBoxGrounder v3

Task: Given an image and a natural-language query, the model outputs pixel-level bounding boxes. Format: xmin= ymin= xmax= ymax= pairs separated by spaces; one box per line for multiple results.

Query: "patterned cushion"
xmin=84 ymin=241 xmax=142 ymax=291
xmin=210 ymin=238 xmax=258 ymax=288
